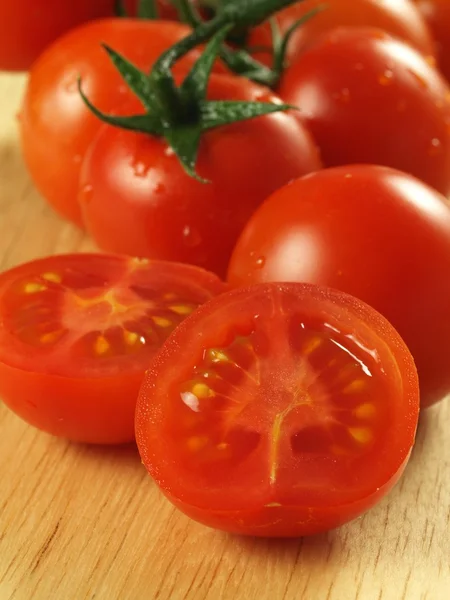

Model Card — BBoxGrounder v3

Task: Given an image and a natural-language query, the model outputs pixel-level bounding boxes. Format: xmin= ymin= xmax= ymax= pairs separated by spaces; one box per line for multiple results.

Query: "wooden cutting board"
xmin=0 ymin=73 xmax=449 ymax=600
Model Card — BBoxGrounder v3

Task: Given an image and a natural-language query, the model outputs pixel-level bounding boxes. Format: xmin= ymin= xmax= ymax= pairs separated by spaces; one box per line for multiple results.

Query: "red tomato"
xmin=19 ymin=19 xmax=204 ymax=227
xmin=136 ymin=282 xmax=419 ymax=537
xmin=278 ymin=27 xmax=450 ymax=196
xmin=248 ymin=0 xmax=435 ymax=68
xmin=78 ymin=73 xmax=321 ymax=278
xmin=228 ymin=165 xmax=450 ymax=409
xmin=0 ymin=254 xmax=227 ymax=444
xmin=415 ymin=0 xmax=450 ymax=82
xmin=0 ymin=0 xmax=119 ymax=71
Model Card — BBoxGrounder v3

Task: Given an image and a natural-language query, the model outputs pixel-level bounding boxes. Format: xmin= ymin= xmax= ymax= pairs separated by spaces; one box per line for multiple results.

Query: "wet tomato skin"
xmin=278 ymin=27 xmax=450 ymax=196
xmin=78 ymin=74 xmax=321 ymax=278
xmin=136 ymin=283 xmax=419 ymax=537
xmin=228 ymin=165 xmax=450 ymax=409
xmin=415 ymin=0 xmax=450 ymax=83
xmin=0 ymin=254 xmax=227 ymax=444
xmin=252 ymin=0 xmax=436 ymax=67
xmin=19 ymin=19 xmax=206 ymax=227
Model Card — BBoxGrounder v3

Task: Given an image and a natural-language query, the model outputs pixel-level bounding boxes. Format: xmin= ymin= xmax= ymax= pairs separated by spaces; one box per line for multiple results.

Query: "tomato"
xmin=136 ymin=282 xmax=419 ymax=537
xmin=78 ymin=73 xmax=321 ymax=278
xmin=228 ymin=165 xmax=450 ymax=409
xmin=278 ymin=27 xmax=450 ymax=196
xmin=0 ymin=254 xmax=227 ymax=444
xmin=19 ymin=19 xmax=205 ymax=227
xmin=415 ymin=0 xmax=450 ymax=82
xmin=0 ymin=0 xmax=119 ymax=71
xmin=249 ymin=0 xmax=435 ymax=68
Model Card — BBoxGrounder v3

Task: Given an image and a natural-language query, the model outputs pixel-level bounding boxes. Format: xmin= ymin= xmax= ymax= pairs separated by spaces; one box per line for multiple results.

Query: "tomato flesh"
xmin=228 ymin=165 xmax=450 ymax=408
xmin=136 ymin=283 xmax=419 ymax=537
xmin=0 ymin=254 xmax=227 ymax=444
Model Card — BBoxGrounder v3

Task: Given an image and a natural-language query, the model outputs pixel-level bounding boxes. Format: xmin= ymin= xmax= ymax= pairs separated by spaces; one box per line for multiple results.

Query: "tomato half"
xmin=415 ymin=0 xmax=450 ymax=83
xmin=19 ymin=19 xmax=206 ymax=227
xmin=228 ymin=165 xmax=450 ymax=409
xmin=0 ymin=0 xmax=118 ymax=71
xmin=278 ymin=27 xmax=450 ymax=196
xmin=249 ymin=0 xmax=435 ymax=68
xmin=0 ymin=254 xmax=227 ymax=444
xmin=78 ymin=72 xmax=321 ymax=278
xmin=136 ymin=283 xmax=419 ymax=537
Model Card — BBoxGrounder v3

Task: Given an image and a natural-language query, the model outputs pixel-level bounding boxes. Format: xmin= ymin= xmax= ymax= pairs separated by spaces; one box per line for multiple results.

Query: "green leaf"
xmin=114 ymin=0 xmax=128 ymax=17
xmin=173 ymin=0 xmax=203 ymax=26
xmin=78 ymin=79 xmax=164 ymax=136
xmin=137 ymin=0 xmax=158 ymax=19
xmin=220 ymin=0 xmax=302 ymax=29
xmin=164 ymin=124 xmax=208 ymax=182
xmin=102 ymin=45 xmax=155 ymax=112
xmin=181 ymin=25 xmax=233 ymax=104
xmin=200 ymin=100 xmax=295 ymax=131
xmin=273 ymin=5 xmax=326 ymax=74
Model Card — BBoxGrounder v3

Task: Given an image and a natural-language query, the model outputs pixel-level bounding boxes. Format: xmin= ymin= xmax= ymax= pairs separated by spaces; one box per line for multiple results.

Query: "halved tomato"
xmin=136 ymin=283 xmax=419 ymax=537
xmin=0 ymin=254 xmax=227 ymax=444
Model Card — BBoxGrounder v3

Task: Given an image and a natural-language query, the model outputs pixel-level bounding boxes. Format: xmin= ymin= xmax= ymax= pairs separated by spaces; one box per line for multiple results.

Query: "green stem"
xmin=137 ymin=0 xmax=158 ymax=18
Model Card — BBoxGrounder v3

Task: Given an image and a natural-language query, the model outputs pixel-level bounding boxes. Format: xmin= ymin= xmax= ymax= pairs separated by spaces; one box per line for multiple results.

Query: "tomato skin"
xmin=19 ymin=19 xmax=204 ymax=227
xmin=228 ymin=165 xmax=450 ymax=409
xmin=136 ymin=282 xmax=419 ymax=537
xmin=0 ymin=0 xmax=118 ymax=71
xmin=415 ymin=0 xmax=450 ymax=83
xmin=249 ymin=0 xmax=435 ymax=68
xmin=278 ymin=27 xmax=450 ymax=196
xmin=0 ymin=254 xmax=227 ymax=444
xmin=78 ymin=74 xmax=321 ymax=278
xmin=279 ymin=29 xmax=450 ymax=195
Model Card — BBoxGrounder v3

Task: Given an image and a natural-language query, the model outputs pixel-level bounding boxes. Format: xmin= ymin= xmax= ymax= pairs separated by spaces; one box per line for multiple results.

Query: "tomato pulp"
xmin=0 ymin=254 xmax=227 ymax=444
xmin=136 ymin=283 xmax=419 ymax=537
xmin=228 ymin=165 xmax=450 ymax=408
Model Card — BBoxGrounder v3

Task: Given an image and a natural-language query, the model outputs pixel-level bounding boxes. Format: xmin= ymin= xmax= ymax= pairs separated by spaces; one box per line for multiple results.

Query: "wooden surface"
xmin=0 ymin=72 xmax=449 ymax=600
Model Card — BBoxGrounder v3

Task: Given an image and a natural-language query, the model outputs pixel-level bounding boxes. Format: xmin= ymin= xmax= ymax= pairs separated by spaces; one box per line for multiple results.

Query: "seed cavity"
xmin=42 ymin=272 xmax=62 ymax=283
xmin=24 ymin=282 xmax=47 ymax=294
xmin=95 ymin=335 xmax=110 ymax=355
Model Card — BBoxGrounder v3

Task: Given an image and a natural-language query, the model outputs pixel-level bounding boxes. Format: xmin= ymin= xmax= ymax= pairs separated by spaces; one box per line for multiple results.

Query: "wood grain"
xmin=0 ymin=72 xmax=449 ymax=600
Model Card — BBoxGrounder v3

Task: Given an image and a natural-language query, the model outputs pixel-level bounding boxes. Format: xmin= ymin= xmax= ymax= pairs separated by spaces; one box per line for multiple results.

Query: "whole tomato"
xmin=278 ymin=27 xmax=450 ymax=196
xmin=415 ymin=0 xmax=450 ymax=82
xmin=250 ymin=0 xmax=435 ymax=67
xmin=19 ymin=19 xmax=206 ymax=227
xmin=78 ymin=73 xmax=322 ymax=278
xmin=0 ymin=0 xmax=117 ymax=71
xmin=228 ymin=165 xmax=450 ymax=409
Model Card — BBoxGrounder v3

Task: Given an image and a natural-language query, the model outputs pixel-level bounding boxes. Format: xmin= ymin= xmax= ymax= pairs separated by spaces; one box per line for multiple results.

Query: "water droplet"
xmin=64 ymin=78 xmax=78 ymax=93
xmin=133 ymin=161 xmax=148 ymax=177
xmin=82 ymin=184 xmax=94 ymax=204
xmin=344 ymin=173 xmax=353 ymax=179
xmin=378 ymin=69 xmax=394 ymax=86
xmin=332 ymin=88 xmax=350 ymax=103
xmin=371 ymin=31 xmax=388 ymax=41
xmin=164 ymin=146 xmax=175 ymax=157
xmin=428 ymin=138 xmax=442 ymax=156
xmin=154 ymin=182 xmax=165 ymax=194
xmin=182 ymin=225 xmax=202 ymax=248
xmin=408 ymin=70 xmax=428 ymax=90
xmin=255 ymin=256 xmax=266 ymax=269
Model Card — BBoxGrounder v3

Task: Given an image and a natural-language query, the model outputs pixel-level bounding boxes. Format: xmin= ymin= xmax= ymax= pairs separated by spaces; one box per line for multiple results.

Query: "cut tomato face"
xmin=0 ymin=254 xmax=227 ymax=444
xmin=136 ymin=283 xmax=419 ymax=537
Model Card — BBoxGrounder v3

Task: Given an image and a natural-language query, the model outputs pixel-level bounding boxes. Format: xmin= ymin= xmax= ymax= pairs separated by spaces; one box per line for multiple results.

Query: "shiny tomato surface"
xmin=0 ymin=254 xmax=227 ymax=444
xmin=228 ymin=165 xmax=450 ymax=408
xmin=136 ymin=282 xmax=419 ymax=536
